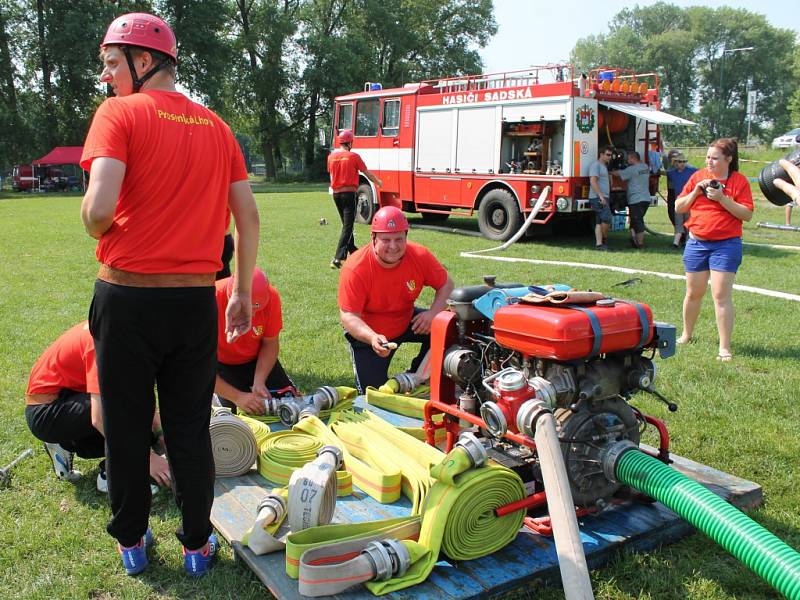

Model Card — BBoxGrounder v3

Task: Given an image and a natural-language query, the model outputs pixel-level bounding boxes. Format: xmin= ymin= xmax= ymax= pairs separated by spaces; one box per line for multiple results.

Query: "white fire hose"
xmin=209 ymin=407 xmax=258 ymax=477
xmin=518 ymin=399 xmax=595 ymax=600
xmin=245 ymin=445 xmax=343 ymax=555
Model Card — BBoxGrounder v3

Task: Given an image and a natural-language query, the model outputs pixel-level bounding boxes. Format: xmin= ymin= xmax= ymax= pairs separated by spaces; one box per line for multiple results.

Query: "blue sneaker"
xmin=183 ymin=534 xmax=218 ymax=577
xmin=119 ymin=528 xmax=153 ymax=576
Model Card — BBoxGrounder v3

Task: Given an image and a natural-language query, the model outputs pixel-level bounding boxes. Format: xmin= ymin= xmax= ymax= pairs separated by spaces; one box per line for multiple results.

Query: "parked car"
xmin=771 ymin=128 xmax=800 ymax=149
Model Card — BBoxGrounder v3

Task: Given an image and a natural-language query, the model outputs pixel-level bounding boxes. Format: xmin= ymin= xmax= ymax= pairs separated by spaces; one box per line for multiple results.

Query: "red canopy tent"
xmin=32 ymin=146 xmax=86 ymax=191
xmin=32 ymin=146 xmax=84 ymax=165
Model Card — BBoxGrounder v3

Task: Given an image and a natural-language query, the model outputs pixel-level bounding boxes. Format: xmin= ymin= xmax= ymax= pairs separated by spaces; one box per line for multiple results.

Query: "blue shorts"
xmin=683 ymin=236 xmax=743 ymax=273
xmin=589 ymin=198 xmax=612 ymax=224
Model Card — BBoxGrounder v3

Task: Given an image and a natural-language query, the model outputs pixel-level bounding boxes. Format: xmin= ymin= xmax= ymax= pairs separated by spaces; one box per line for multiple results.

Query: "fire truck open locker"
xmin=332 ymin=65 xmax=694 ymax=241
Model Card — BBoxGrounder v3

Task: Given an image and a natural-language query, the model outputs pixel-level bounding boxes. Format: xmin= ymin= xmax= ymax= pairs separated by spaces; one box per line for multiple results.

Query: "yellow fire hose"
xmin=287 ymin=432 xmax=526 ymax=596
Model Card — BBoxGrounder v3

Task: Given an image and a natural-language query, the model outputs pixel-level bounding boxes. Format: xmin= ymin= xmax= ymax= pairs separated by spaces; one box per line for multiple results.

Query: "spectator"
xmin=588 ymin=146 xmax=613 ymax=250
xmin=666 ymin=153 xmax=698 ymax=247
xmin=614 ymin=151 xmax=651 ymax=249
xmin=675 ymin=138 xmax=753 ymax=362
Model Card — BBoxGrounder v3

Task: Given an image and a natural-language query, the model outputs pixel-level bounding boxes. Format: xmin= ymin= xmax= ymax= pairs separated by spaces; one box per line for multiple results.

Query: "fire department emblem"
xmin=406 ymin=280 xmax=417 ymax=292
xmin=252 ymin=325 xmax=263 ymax=337
xmin=575 ymin=104 xmax=595 ymax=134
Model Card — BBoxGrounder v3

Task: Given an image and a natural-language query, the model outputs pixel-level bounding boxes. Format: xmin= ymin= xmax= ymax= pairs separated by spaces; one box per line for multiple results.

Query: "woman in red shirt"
xmin=675 ymin=138 xmax=754 ymax=361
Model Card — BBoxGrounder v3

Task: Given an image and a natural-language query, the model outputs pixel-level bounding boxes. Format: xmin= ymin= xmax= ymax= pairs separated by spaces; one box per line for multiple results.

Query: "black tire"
xmin=477 ymin=189 xmax=522 ymax=241
xmin=354 ymin=183 xmax=376 ymax=224
xmin=420 ymin=211 xmax=450 ymax=223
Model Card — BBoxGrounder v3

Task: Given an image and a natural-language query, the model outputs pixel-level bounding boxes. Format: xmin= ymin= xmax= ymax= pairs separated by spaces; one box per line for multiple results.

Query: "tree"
xmin=570 ymin=3 xmax=797 ymax=144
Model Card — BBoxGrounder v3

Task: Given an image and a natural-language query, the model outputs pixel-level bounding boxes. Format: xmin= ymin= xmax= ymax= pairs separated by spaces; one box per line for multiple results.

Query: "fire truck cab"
xmin=332 ymin=65 xmax=694 ymax=241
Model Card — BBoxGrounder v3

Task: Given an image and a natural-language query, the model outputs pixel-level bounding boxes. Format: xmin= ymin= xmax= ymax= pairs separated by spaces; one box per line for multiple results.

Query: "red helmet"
xmin=226 ymin=267 xmax=269 ymax=312
xmin=371 ymin=206 xmax=409 ymax=234
xmin=337 ymin=130 xmax=354 ymax=145
xmin=102 ymin=13 xmax=177 ymax=61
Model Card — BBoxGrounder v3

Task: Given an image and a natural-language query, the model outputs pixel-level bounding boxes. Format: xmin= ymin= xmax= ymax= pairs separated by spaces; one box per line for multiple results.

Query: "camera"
xmin=759 ymin=146 xmax=800 ymax=206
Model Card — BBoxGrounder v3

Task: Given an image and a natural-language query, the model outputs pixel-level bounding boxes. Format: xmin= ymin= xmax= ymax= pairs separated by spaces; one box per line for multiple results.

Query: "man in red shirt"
xmin=327 ymin=130 xmax=382 ymax=269
xmin=214 ymin=267 xmax=296 ymax=414
xmin=80 ymin=13 xmax=259 ymax=576
xmin=25 ymin=322 xmax=170 ymax=492
xmin=338 ymin=206 xmax=454 ymax=392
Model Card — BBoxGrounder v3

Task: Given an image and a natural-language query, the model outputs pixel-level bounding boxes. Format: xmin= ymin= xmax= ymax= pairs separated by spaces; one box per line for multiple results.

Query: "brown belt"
xmin=25 ymin=393 xmax=59 ymax=406
xmin=98 ymin=264 xmax=215 ymax=288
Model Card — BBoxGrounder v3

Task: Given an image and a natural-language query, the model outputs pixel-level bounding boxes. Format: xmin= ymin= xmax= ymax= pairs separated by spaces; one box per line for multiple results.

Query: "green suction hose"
xmin=608 ymin=443 xmax=800 ymax=600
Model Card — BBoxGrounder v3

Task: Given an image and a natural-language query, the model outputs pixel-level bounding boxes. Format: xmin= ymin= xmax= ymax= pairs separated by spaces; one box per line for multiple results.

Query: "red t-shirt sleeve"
xmin=264 ymin=287 xmax=283 ymax=338
xmin=355 ymin=154 xmax=368 ymax=173
xmin=83 ymin=345 xmax=100 ymax=395
xmin=730 ymin=172 xmax=754 ymax=209
xmin=80 ymin=99 xmax=129 ymax=171
xmin=420 ymin=247 xmax=449 ymax=289
xmin=338 ymin=268 xmax=368 ymax=315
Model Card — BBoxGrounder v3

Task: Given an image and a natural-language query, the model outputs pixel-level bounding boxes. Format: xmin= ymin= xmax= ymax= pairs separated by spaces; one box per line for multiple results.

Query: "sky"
xmin=480 ymin=0 xmax=800 ymax=74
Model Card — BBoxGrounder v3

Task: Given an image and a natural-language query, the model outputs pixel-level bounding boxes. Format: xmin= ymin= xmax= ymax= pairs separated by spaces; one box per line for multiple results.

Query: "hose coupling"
xmin=480 ymin=401 xmax=508 ymax=438
xmin=278 ymin=399 xmax=304 ymax=426
xmin=363 ymin=538 xmax=411 ymax=581
xmin=601 ymin=440 xmax=639 ymax=484
xmin=317 ymin=445 xmax=344 ymax=470
xmin=455 ymin=431 xmax=487 ymax=468
xmin=528 ymin=376 xmax=558 ymax=408
xmin=256 ymin=492 xmax=287 ymax=523
xmin=310 ymin=386 xmax=339 ymax=411
xmin=391 ymin=372 xmax=418 ymax=394
xmin=516 ymin=399 xmax=552 ymax=438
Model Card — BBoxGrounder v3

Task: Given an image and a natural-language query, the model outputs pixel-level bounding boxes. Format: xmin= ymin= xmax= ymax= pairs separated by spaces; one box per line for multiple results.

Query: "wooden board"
xmin=211 ymin=400 xmax=762 ymax=600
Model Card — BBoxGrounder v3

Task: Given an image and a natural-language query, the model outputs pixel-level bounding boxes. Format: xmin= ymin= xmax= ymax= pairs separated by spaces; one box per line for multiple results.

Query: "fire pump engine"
xmin=421 ymin=278 xmax=677 ymax=513
xmin=332 ymin=65 xmax=694 ymax=240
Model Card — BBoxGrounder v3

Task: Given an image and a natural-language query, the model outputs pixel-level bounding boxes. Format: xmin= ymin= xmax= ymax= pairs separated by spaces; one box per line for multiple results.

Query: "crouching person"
xmin=215 ymin=267 xmax=297 ymax=414
xmin=338 ymin=206 xmax=454 ymax=392
xmin=25 ymin=321 xmax=171 ymax=492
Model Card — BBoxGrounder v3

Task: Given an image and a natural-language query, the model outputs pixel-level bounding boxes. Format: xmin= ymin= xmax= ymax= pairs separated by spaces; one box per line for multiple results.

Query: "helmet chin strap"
xmin=121 ymin=46 xmax=170 ymax=93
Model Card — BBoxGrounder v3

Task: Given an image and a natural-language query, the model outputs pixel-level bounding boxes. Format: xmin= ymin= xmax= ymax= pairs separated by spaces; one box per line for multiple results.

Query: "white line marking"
xmin=460 ymin=252 xmax=800 ymax=302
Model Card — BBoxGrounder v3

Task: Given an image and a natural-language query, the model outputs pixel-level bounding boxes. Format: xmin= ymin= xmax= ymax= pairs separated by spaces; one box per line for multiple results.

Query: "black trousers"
xmin=89 ymin=280 xmax=216 ymax=549
xmin=345 ymin=311 xmax=430 ymax=393
xmin=217 ymin=359 xmax=297 ymax=412
xmin=216 ymin=233 xmax=235 ymax=280
xmin=666 ymin=188 xmax=677 ymax=227
xmin=25 ymin=389 xmax=105 ymax=458
xmin=333 ymin=192 xmax=358 ymax=261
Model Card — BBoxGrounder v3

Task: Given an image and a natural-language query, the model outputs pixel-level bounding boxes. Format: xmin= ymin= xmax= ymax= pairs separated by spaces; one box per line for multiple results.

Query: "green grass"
xmin=1 ymin=188 xmax=799 ymax=600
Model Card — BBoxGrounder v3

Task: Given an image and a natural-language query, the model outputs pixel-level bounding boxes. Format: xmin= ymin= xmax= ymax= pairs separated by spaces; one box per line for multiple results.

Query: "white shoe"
xmin=43 ymin=443 xmax=81 ymax=482
xmin=97 ymin=468 xmax=108 ymax=493
xmin=96 ymin=463 xmax=160 ymax=496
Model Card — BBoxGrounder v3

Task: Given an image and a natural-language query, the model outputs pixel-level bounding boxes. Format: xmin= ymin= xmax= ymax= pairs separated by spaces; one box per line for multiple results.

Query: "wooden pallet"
xmin=211 ymin=401 xmax=762 ymax=600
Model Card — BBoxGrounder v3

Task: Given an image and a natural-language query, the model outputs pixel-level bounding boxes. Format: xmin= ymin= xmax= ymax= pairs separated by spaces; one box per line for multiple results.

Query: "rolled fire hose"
xmin=244 ymin=446 xmax=343 ymax=555
xmin=605 ymin=442 xmax=800 ymax=600
xmin=289 ymin=432 xmax=526 ymax=596
xmin=257 ymin=430 xmax=352 ymax=496
xmin=518 ymin=400 xmax=594 ymax=600
xmin=237 ymin=413 xmax=271 ymax=450
xmin=209 ymin=407 xmax=259 ymax=477
xmin=331 ymin=410 xmax=444 ymax=514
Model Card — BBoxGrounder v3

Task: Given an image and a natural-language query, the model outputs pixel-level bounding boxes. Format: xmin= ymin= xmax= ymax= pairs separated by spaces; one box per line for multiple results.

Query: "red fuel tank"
xmin=492 ymin=300 xmax=653 ymax=360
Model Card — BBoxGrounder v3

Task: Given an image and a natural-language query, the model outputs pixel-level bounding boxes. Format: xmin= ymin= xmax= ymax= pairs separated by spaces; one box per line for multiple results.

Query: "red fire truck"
xmin=332 ymin=65 xmax=694 ymax=240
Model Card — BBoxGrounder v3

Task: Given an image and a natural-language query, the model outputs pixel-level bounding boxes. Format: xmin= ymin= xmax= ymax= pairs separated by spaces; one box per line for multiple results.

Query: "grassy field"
xmin=0 ymin=184 xmax=798 ymax=600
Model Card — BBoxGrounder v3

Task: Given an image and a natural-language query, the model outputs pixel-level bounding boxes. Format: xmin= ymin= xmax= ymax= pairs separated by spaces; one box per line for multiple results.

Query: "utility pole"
xmin=717 ymin=46 xmax=754 ymax=137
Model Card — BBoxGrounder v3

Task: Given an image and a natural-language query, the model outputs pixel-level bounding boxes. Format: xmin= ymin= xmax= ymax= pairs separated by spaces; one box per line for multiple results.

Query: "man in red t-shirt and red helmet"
xmin=213 ymin=267 xmax=297 ymax=415
xmin=327 ymin=130 xmax=382 ymax=269
xmin=338 ymin=206 xmax=454 ymax=392
xmin=80 ymin=12 xmax=260 ymax=577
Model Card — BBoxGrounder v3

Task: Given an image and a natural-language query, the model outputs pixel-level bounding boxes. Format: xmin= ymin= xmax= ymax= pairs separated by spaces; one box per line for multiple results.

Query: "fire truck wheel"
xmin=355 ymin=183 xmax=376 ymax=224
xmin=478 ymin=189 xmax=522 ymax=241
